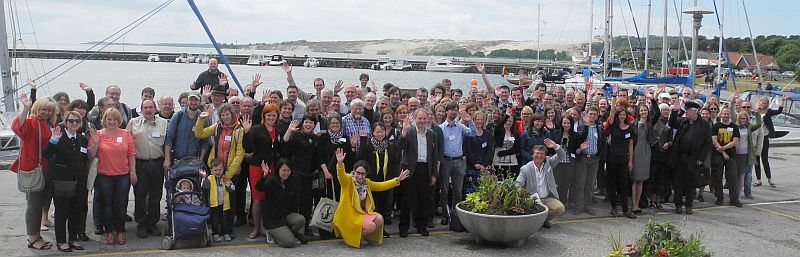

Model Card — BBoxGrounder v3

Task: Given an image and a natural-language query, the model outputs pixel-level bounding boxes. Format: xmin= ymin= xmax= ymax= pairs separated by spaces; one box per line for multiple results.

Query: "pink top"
xmin=96 ymin=129 xmax=136 ymax=176
xmin=10 ymin=116 xmax=51 ymax=173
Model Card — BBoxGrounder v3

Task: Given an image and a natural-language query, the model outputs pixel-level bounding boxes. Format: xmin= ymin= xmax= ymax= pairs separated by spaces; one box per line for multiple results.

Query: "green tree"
xmin=757 ymin=37 xmax=785 ymax=56
xmin=776 ymin=43 xmax=800 ymax=71
xmin=473 ymin=51 xmax=485 ymax=57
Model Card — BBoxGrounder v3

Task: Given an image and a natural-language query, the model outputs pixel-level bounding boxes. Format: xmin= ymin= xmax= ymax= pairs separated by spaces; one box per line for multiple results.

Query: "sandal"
xmin=769 ymin=181 xmax=776 ymax=187
xmin=27 ymin=237 xmax=52 ymax=250
xmin=753 ymin=181 xmax=762 ymax=187
xmin=57 ymin=243 xmax=72 ymax=252
xmin=248 ymin=232 xmax=260 ymax=239
xmin=69 ymin=242 xmax=84 ymax=250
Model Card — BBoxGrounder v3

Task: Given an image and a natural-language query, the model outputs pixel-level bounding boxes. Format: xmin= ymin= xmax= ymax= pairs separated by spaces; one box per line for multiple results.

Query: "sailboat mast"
xmin=537 ymin=3 xmax=541 ymax=61
xmin=661 ymin=0 xmax=668 ymax=77
xmin=588 ymin=0 xmax=593 ymax=63
xmin=741 ymin=0 xmax=764 ymax=87
xmin=716 ymin=0 xmax=725 ymax=79
xmin=603 ymin=0 xmax=611 ymax=77
xmin=0 ymin=0 xmax=15 ymax=112
xmin=644 ymin=0 xmax=652 ymax=70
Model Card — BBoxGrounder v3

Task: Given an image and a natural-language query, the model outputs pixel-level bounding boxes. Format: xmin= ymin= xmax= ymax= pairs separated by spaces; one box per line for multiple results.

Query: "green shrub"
xmin=606 ymin=221 xmax=711 ymax=257
xmin=460 ymin=173 xmax=545 ymax=215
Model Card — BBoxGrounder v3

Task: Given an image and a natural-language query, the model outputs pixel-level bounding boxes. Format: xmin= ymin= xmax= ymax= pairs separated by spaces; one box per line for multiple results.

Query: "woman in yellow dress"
xmin=332 ymin=148 xmax=410 ymax=248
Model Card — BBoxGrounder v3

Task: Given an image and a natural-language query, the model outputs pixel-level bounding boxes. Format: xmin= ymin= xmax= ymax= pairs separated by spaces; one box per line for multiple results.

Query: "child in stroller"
xmin=175 ymin=179 xmax=203 ymax=206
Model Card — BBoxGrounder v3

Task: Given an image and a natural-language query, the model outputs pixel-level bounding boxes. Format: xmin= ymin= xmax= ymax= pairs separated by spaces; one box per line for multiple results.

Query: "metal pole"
xmin=603 ymin=0 xmax=610 ymax=77
xmin=644 ymin=0 xmax=652 ymax=71
xmin=741 ymin=0 xmax=764 ymax=88
xmin=588 ymin=0 xmax=593 ymax=63
xmin=716 ymin=0 xmax=725 ymax=80
xmin=537 ymin=3 xmax=541 ymax=61
xmin=0 ymin=0 xmax=16 ymax=112
xmin=661 ymin=0 xmax=668 ymax=77
xmin=186 ymin=0 xmax=244 ymax=93
xmin=689 ymin=13 xmax=700 ymax=88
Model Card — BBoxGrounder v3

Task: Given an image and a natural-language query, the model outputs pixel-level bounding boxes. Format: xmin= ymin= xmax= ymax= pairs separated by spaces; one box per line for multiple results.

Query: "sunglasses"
xmin=66 ymin=118 xmax=81 ymax=124
xmin=742 ymin=106 xmax=751 ymax=109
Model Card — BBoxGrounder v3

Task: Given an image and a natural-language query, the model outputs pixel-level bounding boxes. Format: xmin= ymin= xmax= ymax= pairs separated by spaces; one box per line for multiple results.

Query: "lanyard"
xmin=375 ymin=150 xmax=389 ymax=180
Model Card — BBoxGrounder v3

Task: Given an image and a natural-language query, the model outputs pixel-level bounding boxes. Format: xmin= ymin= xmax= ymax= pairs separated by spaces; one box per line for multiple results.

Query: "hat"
xmin=658 ymin=93 xmax=670 ymax=99
xmin=187 ymin=92 xmax=201 ymax=100
xmin=684 ymin=101 xmax=701 ymax=110
xmin=210 ymin=85 xmax=227 ymax=96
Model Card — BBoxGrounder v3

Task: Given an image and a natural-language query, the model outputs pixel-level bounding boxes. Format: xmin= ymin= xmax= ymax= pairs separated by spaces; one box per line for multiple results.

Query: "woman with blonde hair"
xmin=95 ymin=108 xmax=137 ymax=245
xmin=12 ymin=95 xmax=57 ymax=250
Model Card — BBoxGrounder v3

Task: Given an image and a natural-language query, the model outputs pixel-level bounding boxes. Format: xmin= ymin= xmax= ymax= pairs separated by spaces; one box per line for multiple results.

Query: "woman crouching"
xmin=332 ymin=148 xmax=410 ymax=248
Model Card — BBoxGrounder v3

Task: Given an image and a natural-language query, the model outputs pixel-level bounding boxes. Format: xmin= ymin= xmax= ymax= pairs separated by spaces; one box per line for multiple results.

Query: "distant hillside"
xmin=240 ymin=39 xmax=579 ymax=58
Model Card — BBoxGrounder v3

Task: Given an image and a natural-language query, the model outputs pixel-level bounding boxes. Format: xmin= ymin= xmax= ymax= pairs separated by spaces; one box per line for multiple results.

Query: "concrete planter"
xmin=455 ymin=202 xmax=549 ymax=247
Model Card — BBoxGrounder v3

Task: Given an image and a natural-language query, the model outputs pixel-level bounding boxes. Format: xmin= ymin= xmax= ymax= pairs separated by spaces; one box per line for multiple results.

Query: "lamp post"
xmin=682 ymin=6 xmax=713 ymax=87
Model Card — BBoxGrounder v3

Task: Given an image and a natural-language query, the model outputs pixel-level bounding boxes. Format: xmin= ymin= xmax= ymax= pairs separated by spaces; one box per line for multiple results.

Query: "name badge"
xmin=151 ymin=131 xmax=162 ymax=137
xmin=571 ymin=153 xmax=576 ymax=158
xmin=224 ymin=135 xmax=232 ymax=141
xmin=624 ymin=133 xmax=631 ymax=139
xmin=481 ymin=142 xmax=487 ymax=148
xmin=573 ymin=124 xmax=579 ymax=133
xmin=448 ymin=135 xmax=456 ymax=141
xmin=192 ymin=126 xmax=196 ymax=132
xmin=389 ymin=135 xmax=395 ymax=140
xmin=726 ymin=128 xmax=733 ymax=132
xmin=116 ymin=137 xmax=123 ymax=143
xmin=508 ymin=137 xmax=515 ymax=142
xmin=80 ymin=147 xmax=88 ymax=153
xmin=338 ymin=138 xmax=347 ymax=143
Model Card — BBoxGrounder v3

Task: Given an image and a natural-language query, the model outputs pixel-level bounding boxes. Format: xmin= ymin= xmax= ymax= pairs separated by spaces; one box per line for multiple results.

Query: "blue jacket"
xmin=519 ymin=128 xmax=551 ymax=165
xmin=165 ymin=107 xmax=202 ymax=160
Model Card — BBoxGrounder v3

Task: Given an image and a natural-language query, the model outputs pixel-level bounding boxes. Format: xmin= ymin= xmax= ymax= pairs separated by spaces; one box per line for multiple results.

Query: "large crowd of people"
xmin=11 ymin=58 xmax=789 ymax=251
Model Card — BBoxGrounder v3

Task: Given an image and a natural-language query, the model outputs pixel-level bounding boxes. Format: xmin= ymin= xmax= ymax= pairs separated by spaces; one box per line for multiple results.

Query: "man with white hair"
xmin=407 ymin=97 xmax=421 ymax=114
xmin=342 ymin=98 xmax=371 ymax=150
xmin=363 ymin=92 xmax=378 ymax=123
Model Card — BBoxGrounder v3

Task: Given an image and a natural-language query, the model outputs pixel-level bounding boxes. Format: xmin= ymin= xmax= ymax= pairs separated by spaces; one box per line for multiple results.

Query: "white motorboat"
xmin=146 ymin=54 xmax=160 ymax=62
xmin=246 ymin=54 xmax=267 ymax=65
xmin=388 ymin=59 xmax=412 ymax=71
xmin=175 ymin=53 xmax=192 ymax=63
xmin=303 ymin=57 xmax=319 ymax=68
xmin=371 ymin=57 xmax=391 ymax=70
xmin=425 ymin=57 xmax=468 ymax=73
xmin=267 ymin=55 xmax=286 ymax=66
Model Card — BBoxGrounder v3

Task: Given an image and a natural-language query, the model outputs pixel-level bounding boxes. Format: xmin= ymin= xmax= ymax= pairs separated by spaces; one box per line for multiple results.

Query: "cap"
xmin=187 ymin=92 xmax=201 ymax=99
xmin=210 ymin=85 xmax=227 ymax=96
xmin=684 ymin=101 xmax=701 ymax=110
xmin=658 ymin=93 xmax=670 ymax=99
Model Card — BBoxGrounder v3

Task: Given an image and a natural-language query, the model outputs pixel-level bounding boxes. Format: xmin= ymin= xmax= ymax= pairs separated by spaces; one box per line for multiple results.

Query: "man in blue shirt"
xmin=164 ymin=92 xmax=204 ymax=169
xmin=437 ymin=102 xmax=476 ymax=225
xmin=571 ymin=106 xmax=606 ymax=216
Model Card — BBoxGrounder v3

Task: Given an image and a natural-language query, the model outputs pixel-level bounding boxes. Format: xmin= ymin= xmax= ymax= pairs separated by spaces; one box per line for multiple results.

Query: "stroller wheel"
xmin=161 ymin=237 xmax=175 ymax=250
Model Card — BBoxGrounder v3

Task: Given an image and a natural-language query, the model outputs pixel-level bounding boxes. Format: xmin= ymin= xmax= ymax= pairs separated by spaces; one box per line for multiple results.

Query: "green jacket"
xmin=740 ymin=114 xmax=763 ymax=165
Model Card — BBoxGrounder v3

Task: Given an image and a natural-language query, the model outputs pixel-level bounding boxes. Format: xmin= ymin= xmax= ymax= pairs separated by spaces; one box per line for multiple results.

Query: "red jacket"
xmin=10 ymin=116 xmax=51 ymax=173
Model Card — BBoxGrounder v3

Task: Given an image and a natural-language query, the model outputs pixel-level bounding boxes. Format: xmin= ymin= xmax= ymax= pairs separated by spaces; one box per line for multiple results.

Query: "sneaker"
xmin=40 ymin=226 xmax=49 ymax=231
xmin=136 ymin=226 xmax=148 ymax=238
xmin=265 ymin=234 xmax=275 ymax=244
xmin=213 ymin=235 xmax=222 ymax=243
xmin=147 ymin=225 xmax=161 ymax=236
xmin=223 ymin=234 xmax=231 ymax=242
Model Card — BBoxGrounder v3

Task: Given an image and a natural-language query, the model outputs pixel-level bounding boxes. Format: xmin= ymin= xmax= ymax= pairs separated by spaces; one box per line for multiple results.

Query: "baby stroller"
xmin=161 ymin=157 xmax=212 ymax=250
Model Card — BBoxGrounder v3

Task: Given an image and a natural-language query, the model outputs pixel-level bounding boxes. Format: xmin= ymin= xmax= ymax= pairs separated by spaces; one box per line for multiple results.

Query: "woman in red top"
xmin=12 ymin=94 xmax=56 ymax=250
xmin=242 ymin=103 xmax=281 ymax=239
xmin=94 ymin=108 xmax=137 ymax=245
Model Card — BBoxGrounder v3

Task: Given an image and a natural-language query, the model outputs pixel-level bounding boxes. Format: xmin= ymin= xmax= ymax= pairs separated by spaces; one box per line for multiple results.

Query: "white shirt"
xmin=416 ymin=128 xmax=427 ymax=162
xmin=533 ymin=162 xmax=548 ymax=198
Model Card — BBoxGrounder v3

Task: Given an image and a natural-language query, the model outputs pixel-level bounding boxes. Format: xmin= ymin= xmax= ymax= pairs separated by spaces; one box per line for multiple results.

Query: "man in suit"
xmin=397 ymin=109 xmax=439 ymax=237
xmin=668 ymin=101 xmax=711 ymax=214
xmin=516 ymin=139 xmax=566 ymax=228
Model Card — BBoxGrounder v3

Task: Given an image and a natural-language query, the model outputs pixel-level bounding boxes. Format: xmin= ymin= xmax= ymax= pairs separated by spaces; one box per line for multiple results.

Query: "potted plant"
xmin=606 ymin=220 xmax=712 ymax=257
xmin=456 ymin=173 xmax=548 ymax=247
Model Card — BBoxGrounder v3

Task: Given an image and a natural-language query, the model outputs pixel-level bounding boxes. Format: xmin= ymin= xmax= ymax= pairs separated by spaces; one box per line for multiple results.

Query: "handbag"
xmin=310 ymin=178 xmax=338 ymax=233
xmin=693 ymin=164 xmax=711 ymax=187
xmin=52 ymin=180 xmax=78 ymax=198
xmin=17 ymin=122 xmax=45 ymax=193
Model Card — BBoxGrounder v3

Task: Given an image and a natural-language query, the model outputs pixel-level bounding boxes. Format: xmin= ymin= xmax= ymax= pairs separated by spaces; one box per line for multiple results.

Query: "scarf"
xmin=329 ymin=130 xmax=343 ymax=143
xmin=371 ymin=137 xmax=388 ymax=154
xmin=351 ymin=172 xmax=368 ymax=200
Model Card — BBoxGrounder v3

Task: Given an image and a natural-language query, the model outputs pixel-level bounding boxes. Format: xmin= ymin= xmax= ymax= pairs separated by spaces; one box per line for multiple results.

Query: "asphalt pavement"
xmin=1 ymin=146 xmax=799 ymax=257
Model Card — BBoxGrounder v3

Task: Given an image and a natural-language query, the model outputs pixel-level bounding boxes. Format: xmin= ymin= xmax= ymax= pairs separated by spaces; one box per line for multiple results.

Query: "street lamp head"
xmin=682 ymin=6 xmax=714 ymax=15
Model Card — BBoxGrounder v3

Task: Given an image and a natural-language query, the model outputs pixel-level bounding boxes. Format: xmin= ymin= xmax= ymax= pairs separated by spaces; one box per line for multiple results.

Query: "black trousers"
xmin=133 ymin=159 xmax=165 ymax=228
xmin=232 ymin=162 xmax=249 ymax=221
xmin=399 ymin=162 xmax=433 ymax=233
xmin=605 ymin=160 xmax=630 ymax=212
xmin=755 ymin=136 xmax=772 ymax=180
xmin=293 ymin=174 xmax=314 ymax=228
xmin=673 ymin=157 xmax=696 ymax=208
xmin=209 ymin=206 xmax=233 ymax=236
xmin=53 ymin=187 xmax=88 ymax=243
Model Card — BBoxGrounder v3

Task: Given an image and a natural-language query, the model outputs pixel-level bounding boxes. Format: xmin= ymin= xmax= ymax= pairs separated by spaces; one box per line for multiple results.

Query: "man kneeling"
xmin=515 ymin=139 xmax=566 ymax=228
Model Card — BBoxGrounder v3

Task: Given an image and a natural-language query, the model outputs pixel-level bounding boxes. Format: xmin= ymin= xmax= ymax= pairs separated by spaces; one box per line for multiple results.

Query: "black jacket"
xmin=398 ymin=126 xmax=439 ymax=177
xmin=256 ymin=175 xmax=297 ymax=229
xmin=44 ymin=128 xmax=90 ymax=189
xmin=357 ymin=136 xmax=399 ymax=182
xmin=494 ymin=114 xmax=520 ymax=157
xmin=571 ymin=120 xmax=608 ymax=162
xmin=667 ymin=110 xmax=711 ymax=170
xmin=243 ymin=124 xmax=282 ymax=167
xmin=762 ymin=107 xmax=783 ymax=137
xmin=283 ymin=131 xmax=319 ymax=177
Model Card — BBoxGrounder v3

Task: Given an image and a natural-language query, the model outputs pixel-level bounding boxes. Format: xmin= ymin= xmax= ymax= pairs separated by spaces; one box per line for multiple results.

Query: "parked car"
xmin=781 ymin=71 xmax=797 ymax=78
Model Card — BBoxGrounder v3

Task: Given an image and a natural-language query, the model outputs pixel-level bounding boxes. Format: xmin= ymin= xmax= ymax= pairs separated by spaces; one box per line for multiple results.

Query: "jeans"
xmin=438 ymin=158 xmax=465 ymax=212
xmin=95 ymin=174 xmax=131 ymax=233
xmin=744 ymin=164 xmax=754 ymax=197
xmin=574 ymin=156 xmax=599 ymax=209
xmin=133 ymin=159 xmax=164 ymax=228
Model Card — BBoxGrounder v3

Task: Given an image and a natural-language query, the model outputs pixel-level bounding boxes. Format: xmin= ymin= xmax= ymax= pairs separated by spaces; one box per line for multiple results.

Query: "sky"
xmin=10 ymin=0 xmax=799 ymax=46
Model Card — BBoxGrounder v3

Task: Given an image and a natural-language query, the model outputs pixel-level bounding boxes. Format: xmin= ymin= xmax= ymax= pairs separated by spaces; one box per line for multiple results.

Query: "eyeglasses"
xmin=354 ymin=172 xmax=367 ymax=176
xmin=66 ymin=118 xmax=81 ymax=124
xmin=742 ymin=106 xmax=751 ymax=109
xmin=229 ymin=102 xmax=241 ymax=105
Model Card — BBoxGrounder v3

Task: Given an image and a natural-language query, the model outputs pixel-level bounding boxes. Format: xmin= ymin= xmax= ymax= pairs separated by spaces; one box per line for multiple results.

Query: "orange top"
xmin=96 ymin=129 xmax=136 ymax=176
